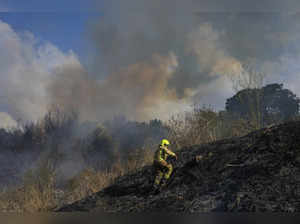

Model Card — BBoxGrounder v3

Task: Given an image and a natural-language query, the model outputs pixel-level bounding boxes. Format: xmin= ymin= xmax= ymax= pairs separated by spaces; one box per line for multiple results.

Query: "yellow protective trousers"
xmin=153 ymin=160 xmax=173 ymax=187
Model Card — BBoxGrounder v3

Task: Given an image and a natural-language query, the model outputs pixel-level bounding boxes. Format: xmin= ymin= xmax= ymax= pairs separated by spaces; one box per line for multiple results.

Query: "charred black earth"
xmin=57 ymin=121 xmax=300 ymax=212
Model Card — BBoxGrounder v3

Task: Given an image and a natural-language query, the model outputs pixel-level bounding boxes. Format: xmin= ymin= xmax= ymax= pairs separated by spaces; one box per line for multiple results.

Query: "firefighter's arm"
xmin=164 ymin=147 xmax=178 ymax=159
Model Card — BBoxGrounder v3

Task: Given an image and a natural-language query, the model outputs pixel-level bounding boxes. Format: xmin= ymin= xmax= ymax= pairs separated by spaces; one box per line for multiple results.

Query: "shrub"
xmin=0 ymin=160 xmax=57 ymax=212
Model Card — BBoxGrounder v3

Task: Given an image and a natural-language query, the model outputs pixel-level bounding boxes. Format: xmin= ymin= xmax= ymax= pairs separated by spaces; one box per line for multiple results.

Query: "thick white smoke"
xmin=0 ymin=20 xmax=83 ymax=123
xmin=4 ymin=2 xmax=300 ymax=123
xmin=0 ymin=112 xmax=18 ymax=129
xmin=0 ymin=11 xmax=244 ymax=123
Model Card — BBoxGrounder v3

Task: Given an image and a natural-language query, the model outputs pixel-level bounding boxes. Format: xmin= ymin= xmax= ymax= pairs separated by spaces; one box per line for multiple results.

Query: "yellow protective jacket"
xmin=154 ymin=145 xmax=176 ymax=162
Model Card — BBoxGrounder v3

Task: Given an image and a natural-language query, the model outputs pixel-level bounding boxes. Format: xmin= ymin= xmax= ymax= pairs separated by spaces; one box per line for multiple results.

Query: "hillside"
xmin=57 ymin=121 xmax=300 ymax=212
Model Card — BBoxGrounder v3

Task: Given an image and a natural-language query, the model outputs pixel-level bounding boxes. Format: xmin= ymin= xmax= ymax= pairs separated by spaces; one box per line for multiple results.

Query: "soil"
xmin=57 ymin=121 xmax=300 ymax=212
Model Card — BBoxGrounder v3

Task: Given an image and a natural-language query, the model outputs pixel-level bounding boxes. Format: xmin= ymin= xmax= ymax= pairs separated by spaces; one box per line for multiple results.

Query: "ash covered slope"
xmin=58 ymin=121 xmax=300 ymax=212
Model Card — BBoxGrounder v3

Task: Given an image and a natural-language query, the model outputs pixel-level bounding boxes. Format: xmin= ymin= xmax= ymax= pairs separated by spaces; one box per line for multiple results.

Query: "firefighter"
xmin=153 ymin=139 xmax=177 ymax=190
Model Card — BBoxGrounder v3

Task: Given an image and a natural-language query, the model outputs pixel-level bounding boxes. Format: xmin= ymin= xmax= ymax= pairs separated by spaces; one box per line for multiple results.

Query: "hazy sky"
xmin=1 ymin=0 xmax=300 ymax=127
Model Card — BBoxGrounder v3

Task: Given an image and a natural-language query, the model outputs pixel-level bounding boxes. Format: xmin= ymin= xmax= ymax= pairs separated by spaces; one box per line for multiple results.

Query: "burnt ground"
xmin=57 ymin=121 xmax=300 ymax=212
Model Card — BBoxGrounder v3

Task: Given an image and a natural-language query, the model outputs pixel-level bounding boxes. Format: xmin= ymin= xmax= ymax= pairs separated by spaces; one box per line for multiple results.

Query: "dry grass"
xmin=167 ymin=106 xmax=221 ymax=150
xmin=65 ymin=168 xmax=119 ymax=203
xmin=0 ymin=146 xmax=155 ymax=212
xmin=0 ymin=161 xmax=56 ymax=212
xmin=166 ymin=105 xmax=259 ymax=150
xmin=0 ymin=105 xmax=278 ymax=212
xmin=65 ymin=146 xmax=154 ymax=203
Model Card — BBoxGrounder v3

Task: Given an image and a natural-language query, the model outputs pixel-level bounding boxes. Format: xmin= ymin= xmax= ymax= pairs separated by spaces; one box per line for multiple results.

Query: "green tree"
xmin=226 ymin=83 xmax=300 ymax=127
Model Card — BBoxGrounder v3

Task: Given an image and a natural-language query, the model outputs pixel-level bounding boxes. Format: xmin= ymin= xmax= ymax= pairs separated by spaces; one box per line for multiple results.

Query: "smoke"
xmin=0 ymin=9 xmax=242 ymax=123
xmin=47 ymin=1 xmax=244 ymax=121
xmin=1 ymin=0 xmax=300 ymax=188
xmin=261 ymin=55 xmax=300 ymax=97
xmin=3 ymin=1 xmax=300 ymax=123
xmin=0 ymin=20 xmax=81 ymax=123
xmin=0 ymin=112 xmax=18 ymax=129
xmin=49 ymin=52 xmax=185 ymax=121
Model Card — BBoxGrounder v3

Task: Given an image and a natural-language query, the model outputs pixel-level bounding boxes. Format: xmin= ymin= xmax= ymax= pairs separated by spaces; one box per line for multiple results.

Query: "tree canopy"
xmin=225 ymin=83 xmax=300 ymax=126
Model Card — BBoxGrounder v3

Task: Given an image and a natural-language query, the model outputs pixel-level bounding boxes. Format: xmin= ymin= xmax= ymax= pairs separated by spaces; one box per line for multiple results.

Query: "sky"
xmin=1 ymin=0 xmax=300 ymax=128
xmin=0 ymin=12 xmax=99 ymax=60
xmin=0 ymin=0 xmax=103 ymax=62
xmin=0 ymin=0 xmax=95 ymax=12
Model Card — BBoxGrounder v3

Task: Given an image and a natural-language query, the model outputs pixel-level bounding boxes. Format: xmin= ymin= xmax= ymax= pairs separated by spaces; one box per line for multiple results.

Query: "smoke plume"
xmin=2 ymin=1 xmax=300 ymax=124
xmin=0 ymin=20 xmax=81 ymax=126
xmin=47 ymin=0 xmax=243 ymax=121
xmin=49 ymin=52 xmax=184 ymax=121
